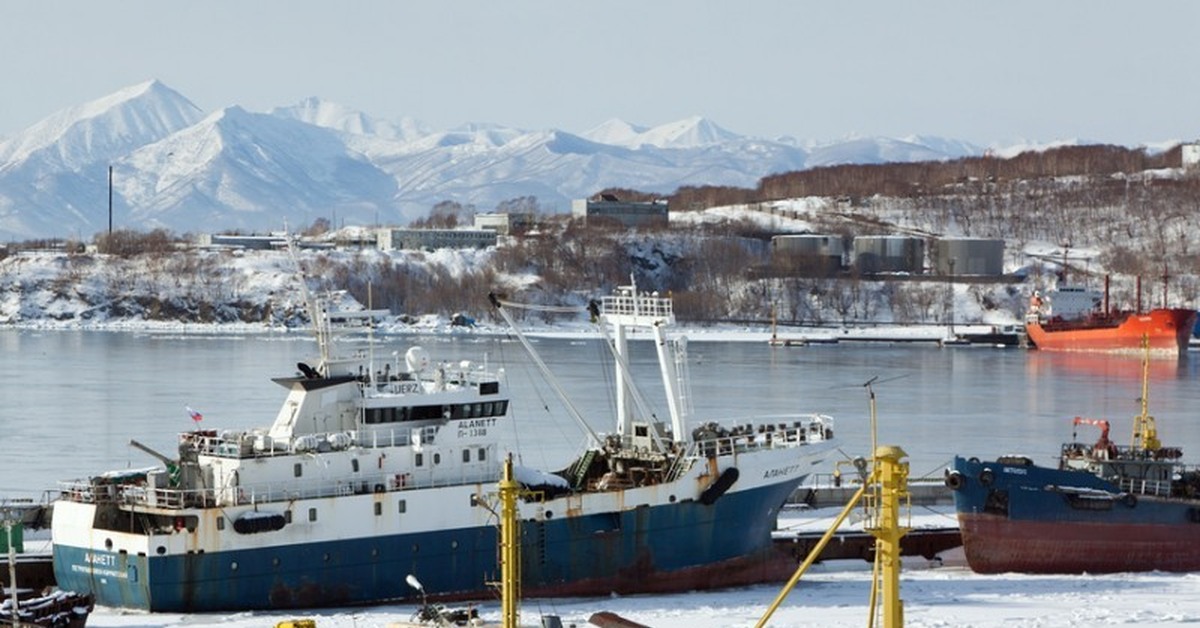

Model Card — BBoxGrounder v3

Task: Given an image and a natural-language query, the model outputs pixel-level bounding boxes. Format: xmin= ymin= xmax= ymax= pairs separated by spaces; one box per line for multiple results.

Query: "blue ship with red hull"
xmin=949 ymin=452 xmax=1200 ymax=574
xmin=950 ymin=336 xmax=1200 ymax=575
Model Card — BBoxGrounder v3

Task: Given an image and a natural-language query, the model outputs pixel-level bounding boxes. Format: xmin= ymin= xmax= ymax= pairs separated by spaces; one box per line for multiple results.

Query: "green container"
xmin=0 ymin=522 xmax=23 ymax=553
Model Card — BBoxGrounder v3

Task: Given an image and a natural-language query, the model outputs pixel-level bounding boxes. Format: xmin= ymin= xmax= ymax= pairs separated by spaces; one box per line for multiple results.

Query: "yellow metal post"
xmin=1131 ymin=335 xmax=1160 ymax=452
xmin=864 ymin=445 xmax=910 ymax=628
xmin=500 ymin=455 xmax=521 ymax=628
xmin=755 ymin=484 xmax=869 ymax=628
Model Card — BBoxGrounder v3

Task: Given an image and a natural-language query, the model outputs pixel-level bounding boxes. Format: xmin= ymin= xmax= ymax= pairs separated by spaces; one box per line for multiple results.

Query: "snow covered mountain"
xmin=0 ymin=80 xmax=204 ymax=239
xmin=0 ymin=80 xmax=986 ymax=240
xmin=116 ymin=106 xmax=397 ymax=234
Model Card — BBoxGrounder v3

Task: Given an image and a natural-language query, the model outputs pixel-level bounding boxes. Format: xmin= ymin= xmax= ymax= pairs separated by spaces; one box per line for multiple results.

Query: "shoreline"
xmin=0 ymin=318 xmax=1017 ymax=345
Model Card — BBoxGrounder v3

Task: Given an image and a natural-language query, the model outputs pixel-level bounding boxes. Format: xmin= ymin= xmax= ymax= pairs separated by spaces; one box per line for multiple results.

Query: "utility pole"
xmin=108 ymin=165 xmax=113 ymax=236
xmin=947 ymin=258 xmax=956 ymax=336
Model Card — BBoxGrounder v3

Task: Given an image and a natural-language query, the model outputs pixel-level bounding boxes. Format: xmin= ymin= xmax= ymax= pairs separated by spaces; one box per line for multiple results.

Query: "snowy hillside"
xmin=0 ymin=80 xmax=985 ymax=241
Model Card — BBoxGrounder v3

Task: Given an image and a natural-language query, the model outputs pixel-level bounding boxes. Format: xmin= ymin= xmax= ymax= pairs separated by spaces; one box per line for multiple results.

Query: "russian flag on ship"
xmin=186 ymin=406 xmax=203 ymax=423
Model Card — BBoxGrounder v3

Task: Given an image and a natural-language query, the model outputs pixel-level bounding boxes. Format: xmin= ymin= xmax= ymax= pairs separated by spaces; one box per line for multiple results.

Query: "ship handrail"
xmin=1118 ymin=477 xmax=1173 ymax=498
xmin=688 ymin=415 xmax=834 ymax=461
xmin=1060 ymin=441 xmax=1182 ymax=463
xmin=187 ymin=425 xmax=444 ymax=459
xmin=600 ymin=292 xmax=674 ymax=319
xmin=56 ymin=462 xmax=503 ymax=510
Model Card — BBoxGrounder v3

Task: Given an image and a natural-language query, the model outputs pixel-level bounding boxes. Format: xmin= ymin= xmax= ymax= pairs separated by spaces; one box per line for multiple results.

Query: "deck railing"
xmin=57 ymin=461 xmax=501 ymax=511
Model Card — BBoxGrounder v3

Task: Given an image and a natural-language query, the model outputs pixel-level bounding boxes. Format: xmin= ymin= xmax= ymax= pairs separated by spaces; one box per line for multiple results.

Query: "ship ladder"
xmin=571 ymin=449 xmax=597 ymax=490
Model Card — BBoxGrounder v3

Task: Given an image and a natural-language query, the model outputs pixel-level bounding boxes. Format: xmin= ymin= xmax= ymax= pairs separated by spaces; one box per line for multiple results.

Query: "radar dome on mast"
xmin=406 ymin=347 xmax=431 ymax=374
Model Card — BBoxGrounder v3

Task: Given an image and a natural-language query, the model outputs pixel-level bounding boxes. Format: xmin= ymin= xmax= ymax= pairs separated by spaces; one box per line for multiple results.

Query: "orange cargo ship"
xmin=1025 ymin=307 xmax=1196 ymax=354
xmin=1025 ymin=279 xmax=1196 ymax=354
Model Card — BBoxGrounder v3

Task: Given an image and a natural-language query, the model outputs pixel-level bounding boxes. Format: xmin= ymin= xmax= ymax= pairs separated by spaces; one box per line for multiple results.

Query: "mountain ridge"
xmin=0 ymin=79 xmax=1033 ymax=240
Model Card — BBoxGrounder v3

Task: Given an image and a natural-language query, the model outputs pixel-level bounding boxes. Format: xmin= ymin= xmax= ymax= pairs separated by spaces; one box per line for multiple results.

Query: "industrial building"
xmin=571 ymin=195 xmax=668 ymax=228
xmin=474 ymin=212 xmax=534 ymax=236
xmin=376 ymin=228 xmax=498 ymax=251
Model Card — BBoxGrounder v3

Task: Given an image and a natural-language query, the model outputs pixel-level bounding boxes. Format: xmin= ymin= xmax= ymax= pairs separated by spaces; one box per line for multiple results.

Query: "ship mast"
xmin=1130 ymin=335 xmax=1160 ymax=452
xmin=285 ymin=236 xmax=332 ymax=371
xmin=599 ymin=279 xmax=690 ymax=446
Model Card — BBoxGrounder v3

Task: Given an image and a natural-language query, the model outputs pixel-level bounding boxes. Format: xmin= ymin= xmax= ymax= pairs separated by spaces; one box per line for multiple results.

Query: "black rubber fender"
xmin=699 ymin=467 xmax=740 ymax=505
xmin=945 ymin=470 xmax=965 ymax=490
xmin=1123 ymin=493 xmax=1137 ymax=508
xmin=979 ymin=468 xmax=995 ymax=486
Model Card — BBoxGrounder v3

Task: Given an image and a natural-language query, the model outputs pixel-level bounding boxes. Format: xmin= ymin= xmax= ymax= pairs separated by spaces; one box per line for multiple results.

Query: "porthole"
xmin=231 ymin=561 xmax=239 ymax=571
xmin=156 ymin=546 xmax=166 ymax=555
xmin=104 ymin=539 xmax=113 ymax=550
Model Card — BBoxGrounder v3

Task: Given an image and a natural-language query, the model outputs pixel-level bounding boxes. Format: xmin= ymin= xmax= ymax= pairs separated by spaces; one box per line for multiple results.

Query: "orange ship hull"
xmin=1026 ymin=308 xmax=1196 ymax=354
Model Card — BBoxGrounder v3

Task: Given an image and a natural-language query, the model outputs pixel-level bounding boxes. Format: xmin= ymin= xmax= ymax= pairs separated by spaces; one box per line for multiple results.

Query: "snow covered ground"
xmin=80 ymin=505 xmax=1200 ymax=627
xmin=83 ymin=566 xmax=1200 ymax=627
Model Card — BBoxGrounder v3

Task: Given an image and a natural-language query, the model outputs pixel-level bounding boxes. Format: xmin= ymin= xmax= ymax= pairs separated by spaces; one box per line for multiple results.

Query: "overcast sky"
xmin=4 ymin=1 xmax=1198 ymax=148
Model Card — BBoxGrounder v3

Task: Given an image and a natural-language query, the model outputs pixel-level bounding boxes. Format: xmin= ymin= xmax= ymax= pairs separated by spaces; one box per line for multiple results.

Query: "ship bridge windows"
xmin=363 ymin=401 xmax=508 ymax=424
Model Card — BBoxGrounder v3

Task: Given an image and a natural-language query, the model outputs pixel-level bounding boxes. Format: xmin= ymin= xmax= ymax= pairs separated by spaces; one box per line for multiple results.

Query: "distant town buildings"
xmin=571 ymin=194 xmax=668 ymax=228
xmin=198 ymin=234 xmax=288 ymax=250
xmin=376 ymin=227 xmax=497 ymax=251
xmin=1183 ymin=142 xmax=1200 ymax=170
xmin=473 ymin=212 xmax=533 ymax=236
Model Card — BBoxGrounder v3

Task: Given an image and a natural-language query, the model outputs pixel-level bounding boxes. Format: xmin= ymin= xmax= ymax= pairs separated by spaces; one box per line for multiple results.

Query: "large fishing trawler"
xmin=51 ymin=276 xmax=837 ymax=612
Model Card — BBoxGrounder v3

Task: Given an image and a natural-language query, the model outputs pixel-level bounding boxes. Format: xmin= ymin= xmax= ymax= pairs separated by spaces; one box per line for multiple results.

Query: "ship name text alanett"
xmin=764 ymin=463 xmax=804 ymax=479
xmin=457 ymin=417 xmax=497 ymax=438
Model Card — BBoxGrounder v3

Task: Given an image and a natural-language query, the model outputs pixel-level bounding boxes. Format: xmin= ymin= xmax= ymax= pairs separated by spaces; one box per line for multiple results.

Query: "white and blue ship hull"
xmin=53 ymin=443 xmax=830 ymax=612
xmin=51 ymin=284 xmax=839 ymax=612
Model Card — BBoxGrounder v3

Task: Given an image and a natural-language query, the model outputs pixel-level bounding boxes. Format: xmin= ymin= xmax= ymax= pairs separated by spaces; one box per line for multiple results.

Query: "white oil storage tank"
xmin=932 ymin=238 xmax=1005 ymax=275
xmin=770 ymin=235 xmax=846 ymax=274
xmin=851 ymin=236 xmax=925 ymax=274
